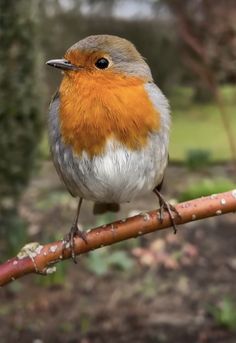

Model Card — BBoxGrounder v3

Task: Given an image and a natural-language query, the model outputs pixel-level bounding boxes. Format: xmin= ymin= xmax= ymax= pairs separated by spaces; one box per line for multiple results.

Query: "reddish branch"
xmin=1 ymin=190 xmax=236 ymax=287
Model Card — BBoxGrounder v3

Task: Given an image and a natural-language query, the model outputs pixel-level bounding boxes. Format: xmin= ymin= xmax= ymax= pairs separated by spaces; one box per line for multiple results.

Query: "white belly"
xmin=54 ymin=136 xmax=168 ymax=203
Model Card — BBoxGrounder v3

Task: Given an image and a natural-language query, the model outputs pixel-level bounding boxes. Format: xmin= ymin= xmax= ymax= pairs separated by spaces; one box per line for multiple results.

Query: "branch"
xmin=1 ymin=190 xmax=236 ymax=287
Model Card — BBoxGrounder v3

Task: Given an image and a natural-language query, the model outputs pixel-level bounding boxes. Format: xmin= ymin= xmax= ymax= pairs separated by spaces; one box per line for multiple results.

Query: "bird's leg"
xmin=153 ymin=188 xmax=180 ymax=234
xmin=64 ymin=198 xmax=87 ymax=263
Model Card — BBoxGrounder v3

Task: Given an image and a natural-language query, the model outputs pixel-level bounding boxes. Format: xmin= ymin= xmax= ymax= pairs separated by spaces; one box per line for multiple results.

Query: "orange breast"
xmin=59 ymin=70 xmax=160 ymax=156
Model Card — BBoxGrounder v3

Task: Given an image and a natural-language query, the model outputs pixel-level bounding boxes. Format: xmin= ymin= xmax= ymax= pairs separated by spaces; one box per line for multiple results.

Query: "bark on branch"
xmin=1 ymin=190 xmax=236 ymax=287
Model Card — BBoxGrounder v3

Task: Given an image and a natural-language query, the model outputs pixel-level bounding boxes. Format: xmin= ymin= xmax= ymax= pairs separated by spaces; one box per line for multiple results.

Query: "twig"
xmin=0 ymin=190 xmax=236 ymax=287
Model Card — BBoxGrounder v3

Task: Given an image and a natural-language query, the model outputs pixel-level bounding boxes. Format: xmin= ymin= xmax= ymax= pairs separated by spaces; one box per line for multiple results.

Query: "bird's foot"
xmin=158 ymin=200 xmax=180 ymax=234
xmin=154 ymin=189 xmax=181 ymax=234
xmin=64 ymin=225 xmax=87 ymax=263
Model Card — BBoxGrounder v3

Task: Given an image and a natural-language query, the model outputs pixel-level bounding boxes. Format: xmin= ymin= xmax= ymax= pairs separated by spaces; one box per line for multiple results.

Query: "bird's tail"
xmin=93 ymin=202 xmax=120 ymax=215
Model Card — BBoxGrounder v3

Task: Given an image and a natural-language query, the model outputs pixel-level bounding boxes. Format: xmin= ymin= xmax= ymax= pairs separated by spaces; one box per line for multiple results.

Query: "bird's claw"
xmin=154 ymin=188 xmax=181 ymax=234
xmin=64 ymin=225 xmax=87 ymax=263
xmin=158 ymin=200 xmax=180 ymax=234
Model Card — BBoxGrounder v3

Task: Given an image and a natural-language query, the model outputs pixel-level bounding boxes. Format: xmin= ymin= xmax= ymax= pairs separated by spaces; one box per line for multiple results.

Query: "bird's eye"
xmin=95 ymin=58 xmax=109 ymax=69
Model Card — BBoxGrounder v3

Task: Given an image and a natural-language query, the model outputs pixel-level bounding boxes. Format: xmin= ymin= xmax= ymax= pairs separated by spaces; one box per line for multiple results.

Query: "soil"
xmin=0 ymin=162 xmax=236 ymax=343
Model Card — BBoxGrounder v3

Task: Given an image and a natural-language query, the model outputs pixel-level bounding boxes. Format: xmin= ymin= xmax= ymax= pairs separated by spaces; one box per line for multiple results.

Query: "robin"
xmin=46 ymin=34 xmax=179 ymax=261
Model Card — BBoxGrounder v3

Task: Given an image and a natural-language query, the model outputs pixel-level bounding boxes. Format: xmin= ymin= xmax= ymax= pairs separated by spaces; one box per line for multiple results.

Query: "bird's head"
xmin=46 ymin=34 xmax=152 ymax=81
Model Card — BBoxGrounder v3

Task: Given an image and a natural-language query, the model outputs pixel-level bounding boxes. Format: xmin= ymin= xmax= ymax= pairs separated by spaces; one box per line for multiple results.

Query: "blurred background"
xmin=0 ymin=0 xmax=236 ymax=342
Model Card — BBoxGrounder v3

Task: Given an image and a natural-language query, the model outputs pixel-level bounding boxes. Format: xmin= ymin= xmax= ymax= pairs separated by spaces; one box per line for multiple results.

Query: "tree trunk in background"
xmin=0 ymin=0 xmax=43 ymax=256
xmin=163 ymin=0 xmax=236 ymax=168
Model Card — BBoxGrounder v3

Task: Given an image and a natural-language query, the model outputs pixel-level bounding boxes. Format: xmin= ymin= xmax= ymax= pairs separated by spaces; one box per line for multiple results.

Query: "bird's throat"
xmin=59 ymin=71 xmax=160 ymax=157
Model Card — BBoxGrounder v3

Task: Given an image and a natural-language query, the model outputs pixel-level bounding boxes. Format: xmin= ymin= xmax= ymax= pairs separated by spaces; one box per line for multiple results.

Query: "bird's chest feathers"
xmin=59 ymin=72 xmax=160 ymax=156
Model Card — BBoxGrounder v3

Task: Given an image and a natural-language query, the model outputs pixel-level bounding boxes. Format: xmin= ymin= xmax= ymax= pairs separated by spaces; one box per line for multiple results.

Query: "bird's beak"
xmin=46 ymin=59 xmax=81 ymax=71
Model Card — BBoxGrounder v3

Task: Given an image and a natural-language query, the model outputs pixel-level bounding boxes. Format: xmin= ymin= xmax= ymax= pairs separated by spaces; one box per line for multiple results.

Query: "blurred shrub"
xmin=169 ymin=86 xmax=194 ymax=109
xmin=86 ymin=248 xmax=134 ymax=276
xmin=179 ymin=178 xmax=236 ymax=202
xmin=35 ymin=261 xmax=69 ymax=287
xmin=185 ymin=149 xmax=212 ymax=170
xmin=0 ymin=0 xmax=43 ymax=254
xmin=193 ymin=85 xmax=214 ymax=103
xmin=0 ymin=208 xmax=28 ymax=258
xmin=209 ymin=298 xmax=236 ymax=331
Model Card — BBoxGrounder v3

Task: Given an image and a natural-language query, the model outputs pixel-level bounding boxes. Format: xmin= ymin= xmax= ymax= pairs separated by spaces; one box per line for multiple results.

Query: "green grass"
xmin=178 ymin=178 xmax=236 ymax=202
xmin=169 ymin=86 xmax=236 ymax=161
xmin=209 ymin=297 xmax=236 ymax=331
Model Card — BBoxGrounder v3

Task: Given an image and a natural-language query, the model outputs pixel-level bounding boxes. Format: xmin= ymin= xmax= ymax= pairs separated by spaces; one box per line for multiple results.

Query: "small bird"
xmin=46 ymin=34 xmax=178 ymax=261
